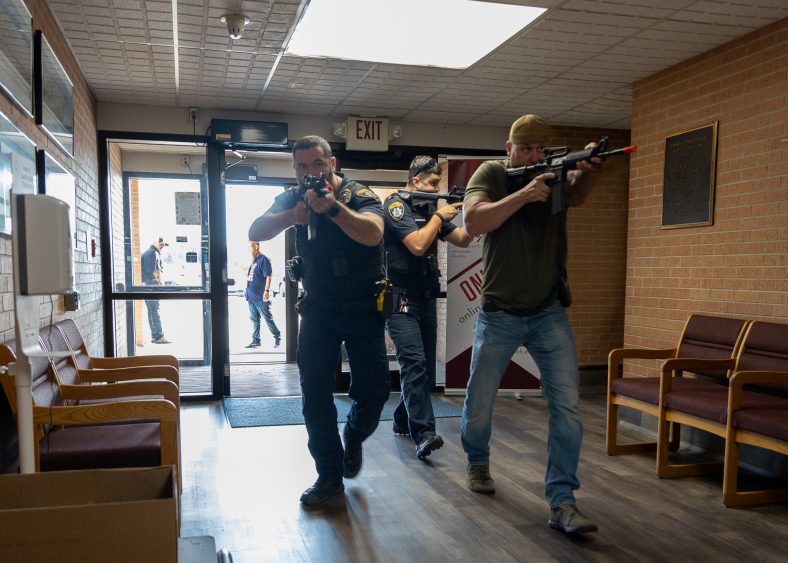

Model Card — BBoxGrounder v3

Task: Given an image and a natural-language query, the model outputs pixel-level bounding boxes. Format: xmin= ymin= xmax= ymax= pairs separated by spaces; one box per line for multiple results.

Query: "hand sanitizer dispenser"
xmin=9 ymin=193 xmax=76 ymax=473
xmin=15 ymin=194 xmax=74 ymax=295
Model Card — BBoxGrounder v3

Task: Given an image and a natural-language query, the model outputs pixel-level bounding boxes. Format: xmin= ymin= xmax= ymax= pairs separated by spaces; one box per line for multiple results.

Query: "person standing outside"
xmin=141 ymin=237 xmax=171 ymax=344
xmin=383 ymin=156 xmax=472 ymax=459
xmin=245 ymin=241 xmax=281 ymax=349
xmin=461 ymin=114 xmax=605 ymax=534
xmin=248 ymin=135 xmax=390 ymax=507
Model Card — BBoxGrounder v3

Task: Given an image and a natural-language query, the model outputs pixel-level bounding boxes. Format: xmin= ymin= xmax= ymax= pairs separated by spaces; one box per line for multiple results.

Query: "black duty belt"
xmin=392 ymin=286 xmax=435 ymax=299
xmin=307 ymin=296 xmax=374 ymax=314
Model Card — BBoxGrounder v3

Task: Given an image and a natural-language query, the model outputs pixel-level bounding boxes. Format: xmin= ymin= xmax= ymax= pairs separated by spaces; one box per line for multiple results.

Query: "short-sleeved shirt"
xmin=245 ymin=253 xmax=273 ymax=303
xmin=464 ymin=159 xmax=564 ymax=310
xmin=269 ymin=176 xmax=385 ymax=300
xmin=141 ymin=245 xmax=162 ymax=285
xmin=383 ymin=190 xmax=456 ymax=293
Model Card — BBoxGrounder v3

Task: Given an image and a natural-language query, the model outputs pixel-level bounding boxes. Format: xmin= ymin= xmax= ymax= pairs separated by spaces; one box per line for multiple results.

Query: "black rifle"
xmin=411 ymin=185 xmax=465 ymax=214
xmin=297 ymin=173 xmax=331 ymax=239
xmin=506 ymin=136 xmax=637 ymax=214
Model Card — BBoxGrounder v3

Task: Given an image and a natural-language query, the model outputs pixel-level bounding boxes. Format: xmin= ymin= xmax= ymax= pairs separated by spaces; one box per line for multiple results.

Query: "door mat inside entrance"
xmin=223 ymin=392 xmax=463 ymax=428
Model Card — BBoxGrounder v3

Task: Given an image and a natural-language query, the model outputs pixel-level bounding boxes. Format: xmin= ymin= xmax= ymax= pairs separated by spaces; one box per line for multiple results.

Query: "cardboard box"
xmin=0 ymin=466 xmax=178 ymax=563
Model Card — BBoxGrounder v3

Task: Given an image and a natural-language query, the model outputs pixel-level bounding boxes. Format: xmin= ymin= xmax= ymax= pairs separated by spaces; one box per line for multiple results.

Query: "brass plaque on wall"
xmin=661 ymin=122 xmax=718 ymax=229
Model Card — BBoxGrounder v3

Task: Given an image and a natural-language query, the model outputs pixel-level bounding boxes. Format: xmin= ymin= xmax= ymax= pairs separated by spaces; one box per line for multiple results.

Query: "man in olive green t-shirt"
xmin=460 ymin=114 xmax=606 ymax=535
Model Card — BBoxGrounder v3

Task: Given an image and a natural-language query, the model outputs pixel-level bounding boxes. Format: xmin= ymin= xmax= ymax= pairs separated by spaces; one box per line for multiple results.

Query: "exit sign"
xmin=346 ymin=117 xmax=389 ymax=151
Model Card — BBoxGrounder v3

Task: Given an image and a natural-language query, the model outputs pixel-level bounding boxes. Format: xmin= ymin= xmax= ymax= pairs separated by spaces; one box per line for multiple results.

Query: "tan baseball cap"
xmin=509 ymin=114 xmax=551 ymax=145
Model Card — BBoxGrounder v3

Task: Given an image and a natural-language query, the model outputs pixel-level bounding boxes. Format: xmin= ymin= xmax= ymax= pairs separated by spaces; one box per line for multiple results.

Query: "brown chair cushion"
xmin=39 ymin=422 xmax=162 ymax=471
xmin=677 ymin=315 xmax=748 ymax=380
xmin=664 ymin=390 xmax=788 ymax=424
xmin=736 ymin=322 xmax=788 ymax=394
xmin=612 ymin=376 xmax=721 ymax=405
xmin=55 ymin=319 xmax=92 ymax=370
xmin=732 ymin=409 xmax=788 ymax=442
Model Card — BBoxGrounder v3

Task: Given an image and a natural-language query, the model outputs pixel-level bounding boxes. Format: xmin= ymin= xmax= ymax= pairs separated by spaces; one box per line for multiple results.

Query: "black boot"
xmin=342 ymin=425 xmax=363 ymax=478
xmin=299 ymin=476 xmax=344 ymax=506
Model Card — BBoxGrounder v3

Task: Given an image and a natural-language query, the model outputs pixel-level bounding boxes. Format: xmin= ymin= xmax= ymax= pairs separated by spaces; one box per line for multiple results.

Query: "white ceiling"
xmin=49 ymin=0 xmax=787 ymax=130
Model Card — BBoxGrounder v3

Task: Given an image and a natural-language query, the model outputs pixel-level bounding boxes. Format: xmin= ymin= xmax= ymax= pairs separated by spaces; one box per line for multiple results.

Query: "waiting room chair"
xmin=0 ymin=342 xmax=179 ymax=476
xmin=656 ymin=321 xmax=788 ymax=486
xmin=606 ymin=314 xmax=749 ymax=456
xmin=54 ymin=319 xmax=179 ymax=386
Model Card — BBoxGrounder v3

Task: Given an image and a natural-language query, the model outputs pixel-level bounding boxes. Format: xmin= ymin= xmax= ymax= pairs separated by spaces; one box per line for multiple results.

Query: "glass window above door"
xmin=111 ymin=175 xmax=209 ymax=292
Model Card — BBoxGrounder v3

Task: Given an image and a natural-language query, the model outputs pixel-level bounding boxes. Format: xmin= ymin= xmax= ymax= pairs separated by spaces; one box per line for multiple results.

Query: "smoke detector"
xmin=221 ymin=14 xmax=250 ymax=40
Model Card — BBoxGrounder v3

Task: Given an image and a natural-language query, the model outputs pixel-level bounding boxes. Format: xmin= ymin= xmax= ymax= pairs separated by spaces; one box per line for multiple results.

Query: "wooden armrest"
xmin=33 ymin=400 xmax=179 ymax=468
xmin=78 ymin=365 xmax=179 ymax=386
xmin=59 ymin=380 xmax=180 ymax=407
xmin=659 ymin=357 xmax=736 ymax=394
xmin=90 ymin=355 xmax=179 ymax=370
xmin=728 ymin=370 xmax=788 ymax=413
xmin=607 ymin=347 xmax=677 ymax=390
xmin=662 ymin=357 xmax=736 ymax=374
xmin=729 ymin=370 xmax=788 ymax=388
xmin=32 ymin=399 xmax=177 ymax=425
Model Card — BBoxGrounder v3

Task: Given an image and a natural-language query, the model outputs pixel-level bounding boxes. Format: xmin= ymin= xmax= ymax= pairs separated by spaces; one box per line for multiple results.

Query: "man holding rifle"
xmin=460 ymin=114 xmax=627 ymax=535
xmin=249 ymin=135 xmax=390 ymax=507
xmin=383 ymin=156 xmax=472 ymax=459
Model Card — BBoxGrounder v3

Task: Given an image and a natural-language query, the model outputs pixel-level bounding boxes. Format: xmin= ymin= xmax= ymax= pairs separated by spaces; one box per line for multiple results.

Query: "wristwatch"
xmin=326 ymin=201 xmax=341 ymax=218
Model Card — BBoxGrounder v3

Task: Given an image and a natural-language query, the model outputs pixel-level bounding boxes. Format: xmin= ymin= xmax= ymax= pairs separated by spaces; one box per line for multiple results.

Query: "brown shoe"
xmin=548 ymin=504 xmax=598 ymax=534
xmin=466 ymin=463 xmax=495 ymax=494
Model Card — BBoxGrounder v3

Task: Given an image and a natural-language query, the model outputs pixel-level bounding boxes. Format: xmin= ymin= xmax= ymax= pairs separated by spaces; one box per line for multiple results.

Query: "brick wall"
xmin=554 ymin=127 xmax=632 ymax=368
xmin=0 ymin=0 xmax=99 ymax=472
xmin=624 ymin=18 xmax=787 ymax=379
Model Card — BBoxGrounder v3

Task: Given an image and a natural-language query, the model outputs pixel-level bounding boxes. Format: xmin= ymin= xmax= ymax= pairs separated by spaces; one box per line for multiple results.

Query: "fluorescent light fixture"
xmin=286 ymin=0 xmax=546 ymax=69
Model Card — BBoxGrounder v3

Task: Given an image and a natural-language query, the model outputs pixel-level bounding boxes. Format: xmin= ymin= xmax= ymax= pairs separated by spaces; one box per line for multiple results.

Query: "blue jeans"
xmin=297 ymin=299 xmax=390 ymax=480
xmin=145 ymin=299 xmax=163 ymax=340
xmin=461 ymin=301 xmax=583 ymax=507
xmin=386 ymin=295 xmax=437 ymax=444
xmin=247 ymin=299 xmax=280 ymax=344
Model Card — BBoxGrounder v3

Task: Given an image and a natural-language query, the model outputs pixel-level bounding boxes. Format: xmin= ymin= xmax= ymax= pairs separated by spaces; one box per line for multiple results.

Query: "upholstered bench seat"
xmin=731 ymin=409 xmax=788 ymax=443
xmin=40 ymin=422 xmax=162 ymax=471
xmin=664 ymin=389 xmax=788 ymax=424
xmin=611 ymin=377 xmax=721 ymax=405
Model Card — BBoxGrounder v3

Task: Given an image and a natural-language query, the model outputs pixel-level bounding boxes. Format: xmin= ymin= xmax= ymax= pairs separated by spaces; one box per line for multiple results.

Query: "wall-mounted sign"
xmin=346 ymin=116 xmax=389 ymax=151
xmin=661 ymin=122 xmax=718 ymax=229
xmin=175 ymin=191 xmax=201 ymax=225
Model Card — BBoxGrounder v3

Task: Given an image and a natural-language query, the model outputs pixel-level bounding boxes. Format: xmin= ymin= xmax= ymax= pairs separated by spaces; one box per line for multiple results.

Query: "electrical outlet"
xmin=182 ymin=155 xmax=190 ymax=167
xmin=189 ymin=107 xmax=199 ymax=124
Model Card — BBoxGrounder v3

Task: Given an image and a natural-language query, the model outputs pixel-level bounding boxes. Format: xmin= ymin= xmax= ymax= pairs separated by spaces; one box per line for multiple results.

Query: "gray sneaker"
xmin=548 ymin=504 xmax=598 ymax=534
xmin=466 ymin=463 xmax=495 ymax=494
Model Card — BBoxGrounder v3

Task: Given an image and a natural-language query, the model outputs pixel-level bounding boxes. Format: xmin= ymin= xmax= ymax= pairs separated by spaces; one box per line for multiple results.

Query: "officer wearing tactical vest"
xmin=248 ymin=135 xmax=390 ymax=507
xmin=384 ymin=156 xmax=472 ymax=459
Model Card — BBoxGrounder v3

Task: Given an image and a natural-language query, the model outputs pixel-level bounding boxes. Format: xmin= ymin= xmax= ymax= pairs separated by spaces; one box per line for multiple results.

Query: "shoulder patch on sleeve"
xmin=355 ymin=187 xmax=380 ymax=201
xmin=338 ymin=188 xmax=353 ymax=204
xmin=387 ymin=201 xmax=405 ymax=221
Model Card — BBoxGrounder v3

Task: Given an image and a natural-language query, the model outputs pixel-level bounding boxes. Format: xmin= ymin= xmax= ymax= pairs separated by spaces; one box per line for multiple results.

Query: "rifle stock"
xmin=411 ymin=185 xmax=465 ymax=211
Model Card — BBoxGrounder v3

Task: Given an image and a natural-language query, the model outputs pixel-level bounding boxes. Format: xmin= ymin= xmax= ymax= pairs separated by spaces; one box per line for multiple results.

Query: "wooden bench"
xmin=54 ymin=319 xmax=180 ymax=386
xmin=0 ymin=340 xmax=179 ymax=477
xmin=722 ymin=322 xmax=788 ymax=506
xmin=645 ymin=321 xmax=788 ymax=506
xmin=606 ymin=314 xmax=750 ymax=456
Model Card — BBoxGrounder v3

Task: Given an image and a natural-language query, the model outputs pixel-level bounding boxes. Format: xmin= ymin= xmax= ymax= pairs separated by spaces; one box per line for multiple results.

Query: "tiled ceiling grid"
xmin=48 ymin=0 xmax=788 ymax=129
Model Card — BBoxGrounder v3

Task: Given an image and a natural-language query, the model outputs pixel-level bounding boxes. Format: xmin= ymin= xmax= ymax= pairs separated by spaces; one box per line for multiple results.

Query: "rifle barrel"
xmin=598 ymin=145 xmax=637 ymax=158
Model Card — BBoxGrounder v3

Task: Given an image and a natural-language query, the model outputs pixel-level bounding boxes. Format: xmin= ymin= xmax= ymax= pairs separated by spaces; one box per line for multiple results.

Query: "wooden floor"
xmin=179 ymin=392 xmax=788 ymax=562
xmin=182 ymin=360 xmax=415 ymax=397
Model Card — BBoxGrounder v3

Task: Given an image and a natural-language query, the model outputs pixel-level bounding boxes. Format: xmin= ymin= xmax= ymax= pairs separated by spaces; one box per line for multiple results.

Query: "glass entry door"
xmin=102 ymin=138 xmax=214 ymax=397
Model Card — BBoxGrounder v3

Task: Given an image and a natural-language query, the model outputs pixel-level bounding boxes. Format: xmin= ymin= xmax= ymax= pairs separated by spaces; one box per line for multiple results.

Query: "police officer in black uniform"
xmin=249 ymin=135 xmax=390 ymax=507
xmin=384 ymin=156 xmax=472 ymax=458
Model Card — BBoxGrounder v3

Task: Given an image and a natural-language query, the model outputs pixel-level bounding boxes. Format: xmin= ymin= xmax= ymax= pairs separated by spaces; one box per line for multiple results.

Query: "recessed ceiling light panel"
xmin=286 ymin=0 xmax=546 ymax=69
